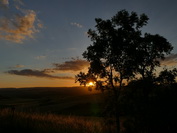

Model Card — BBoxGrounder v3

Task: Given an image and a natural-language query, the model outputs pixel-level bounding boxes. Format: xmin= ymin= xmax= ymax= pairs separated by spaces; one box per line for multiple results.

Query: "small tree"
xmin=136 ymin=33 xmax=173 ymax=79
xmin=75 ymin=10 xmax=173 ymax=133
xmin=157 ymin=68 xmax=177 ymax=85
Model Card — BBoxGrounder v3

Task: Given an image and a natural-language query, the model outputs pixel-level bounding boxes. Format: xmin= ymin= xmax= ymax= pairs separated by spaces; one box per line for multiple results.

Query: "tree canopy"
xmin=75 ymin=10 xmax=175 ymax=133
xmin=76 ymin=9 xmax=173 ymax=90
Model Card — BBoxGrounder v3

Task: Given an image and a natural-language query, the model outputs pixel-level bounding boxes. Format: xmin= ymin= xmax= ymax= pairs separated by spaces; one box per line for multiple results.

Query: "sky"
xmin=1 ymin=0 xmax=177 ymax=88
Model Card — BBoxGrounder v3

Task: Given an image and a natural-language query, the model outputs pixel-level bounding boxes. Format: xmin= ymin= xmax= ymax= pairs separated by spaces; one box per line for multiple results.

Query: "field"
xmin=0 ymin=109 xmax=115 ymax=133
xmin=0 ymin=87 xmax=103 ymax=116
xmin=0 ymin=87 xmax=115 ymax=133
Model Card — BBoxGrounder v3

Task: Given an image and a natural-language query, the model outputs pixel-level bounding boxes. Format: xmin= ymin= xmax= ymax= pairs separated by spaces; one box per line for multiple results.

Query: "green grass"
xmin=0 ymin=109 xmax=115 ymax=133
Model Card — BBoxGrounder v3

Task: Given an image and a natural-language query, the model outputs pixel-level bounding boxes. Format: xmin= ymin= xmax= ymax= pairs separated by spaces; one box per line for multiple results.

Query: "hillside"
xmin=0 ymin=87 xmax=103 ymax=116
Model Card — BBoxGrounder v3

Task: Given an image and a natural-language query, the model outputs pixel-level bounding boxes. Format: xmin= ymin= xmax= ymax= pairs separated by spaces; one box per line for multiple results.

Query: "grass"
xmin=0 ymin=109 xmax=115 ymax=133
xmin=0 ymin=87 xmax=103 ymax=116
xmin=0 ymin=87 xmax=116 ymax=133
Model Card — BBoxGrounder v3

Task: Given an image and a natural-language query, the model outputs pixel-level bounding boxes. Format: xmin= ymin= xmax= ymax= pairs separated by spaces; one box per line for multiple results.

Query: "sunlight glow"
xmin=87 ymin=82 xmax=94 ymax=86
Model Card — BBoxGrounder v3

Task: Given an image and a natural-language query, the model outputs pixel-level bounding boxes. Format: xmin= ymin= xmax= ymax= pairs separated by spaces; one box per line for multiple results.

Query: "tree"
xmin=75 ymin=10 xmax=173 ymax=133
xmin=157 ymin=68 xmax=177 ymax=85
xmin=136 ymin=33 xmax=173 ymax=79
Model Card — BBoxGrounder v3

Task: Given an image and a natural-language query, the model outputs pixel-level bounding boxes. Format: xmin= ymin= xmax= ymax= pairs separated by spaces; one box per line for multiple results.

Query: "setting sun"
xmin=88 ymin=82 xmax=94 ymax=86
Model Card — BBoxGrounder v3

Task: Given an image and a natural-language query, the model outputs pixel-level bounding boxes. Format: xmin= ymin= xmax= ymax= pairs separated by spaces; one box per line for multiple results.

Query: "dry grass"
xmin=0 ymin=109 xmax=115 ymax=133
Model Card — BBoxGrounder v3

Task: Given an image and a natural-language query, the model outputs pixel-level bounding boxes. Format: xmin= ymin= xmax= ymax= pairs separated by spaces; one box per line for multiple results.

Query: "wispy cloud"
xmin=14 ymin=0 xmax=24 ymax=6
xmin=12 ymin=64 xmax=25 ymax=68
xmin=6 ymin=69 xmax=74 ymax=79
xmin=52 ymin=59 xmax=89 ymax=71
xmin=161 ymin=54 xmax=177 ymax=66
xmin=70 ymin=22 xmax=83 ymax=28
xmin=35 ymin=55 xmax=46 ymax=60
xmin=0 ymin=0 xmax=42 ymax=43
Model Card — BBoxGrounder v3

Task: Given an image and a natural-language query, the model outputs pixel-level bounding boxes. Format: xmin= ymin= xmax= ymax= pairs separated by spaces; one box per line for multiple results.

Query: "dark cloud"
xmin=6 ymin=69 xmax=74 ymax=80
xmin=161 ymin=54 xmax=177 ymax=66
xmin=164 ymin=54 xmax=177 ymax=61
xmin=52 ymin=59 xmax=89 ymax=71
xmin=6 ymin=59 xmax=89 ymax=80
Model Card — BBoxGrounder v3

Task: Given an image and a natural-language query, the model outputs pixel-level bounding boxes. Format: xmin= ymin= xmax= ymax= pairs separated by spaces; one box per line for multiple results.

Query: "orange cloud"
xmin=161 ymin=54 xmax=177 ymax=66
xmin=0 ymin=0 xmax=42 ymax=43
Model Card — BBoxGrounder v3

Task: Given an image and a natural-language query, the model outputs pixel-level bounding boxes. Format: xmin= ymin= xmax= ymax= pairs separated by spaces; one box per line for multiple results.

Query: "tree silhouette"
xmin=157 ymin=68 xmax=177 ymax=85
xmin=136 ymin=33 xmax=173 ymax=79
xmin=75 ymin=10 xmax=174 ymax=133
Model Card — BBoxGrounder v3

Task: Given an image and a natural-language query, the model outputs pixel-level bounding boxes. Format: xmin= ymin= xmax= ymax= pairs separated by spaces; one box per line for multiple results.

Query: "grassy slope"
xmin=0 ymin=87 xmax=116 ymax=133
xmin=0 ymin=109 xmax=116 ymax=133
xmin=0 ymin=87 xmax=103 ymax=116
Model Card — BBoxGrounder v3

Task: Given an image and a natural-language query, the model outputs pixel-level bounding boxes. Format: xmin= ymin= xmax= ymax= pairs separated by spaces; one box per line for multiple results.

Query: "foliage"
xmin=136 ymin=33 xmax=173 ymax=79
xmin=157 ymin=68 xmax=177 ymax=84
xmin=75 ymin=9 xmax=175 ymax=133
xmin=76 ymin=9 xmax=173 ymax=89
xmin=75 ymin=72 xmax=96 ymax=87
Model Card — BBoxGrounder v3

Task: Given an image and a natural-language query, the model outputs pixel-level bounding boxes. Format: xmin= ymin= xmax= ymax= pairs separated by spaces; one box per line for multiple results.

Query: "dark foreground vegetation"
xmin=0 ymin=87 xmax=103 ymax=116
xmin=0 ymin=87 xmax=115 ymax=133
xmin=120 ymin=82 xmax=177 ymax=133
xmin=0 ymin=84 xmax=177 ymax=133
xmin=0 ymin=108 xmax=115 ymax=133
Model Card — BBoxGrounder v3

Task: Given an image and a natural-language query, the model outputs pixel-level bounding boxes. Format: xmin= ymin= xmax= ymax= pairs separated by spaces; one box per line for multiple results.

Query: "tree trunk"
xmin=113 ymin=87 xmax=121 ymax=133
xmin=115 ymin=105 xmax=120 ymax=133
xmin=110 ymin=68 xmax=121 ymax=133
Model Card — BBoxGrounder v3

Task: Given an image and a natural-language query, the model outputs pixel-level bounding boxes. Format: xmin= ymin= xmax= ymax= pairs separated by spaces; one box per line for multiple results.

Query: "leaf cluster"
xmin=77 ymin=10 xmax=173 ymax=90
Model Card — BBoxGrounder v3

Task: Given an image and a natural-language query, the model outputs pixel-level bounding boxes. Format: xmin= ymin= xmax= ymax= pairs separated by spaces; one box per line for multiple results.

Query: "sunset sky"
xmin=1 ymin=0 xmax=177 ymax=88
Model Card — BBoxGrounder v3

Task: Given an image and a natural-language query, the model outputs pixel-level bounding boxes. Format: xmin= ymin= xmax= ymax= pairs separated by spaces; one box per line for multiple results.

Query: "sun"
xmin=88 ymin=82 xmax=94 ymax=86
